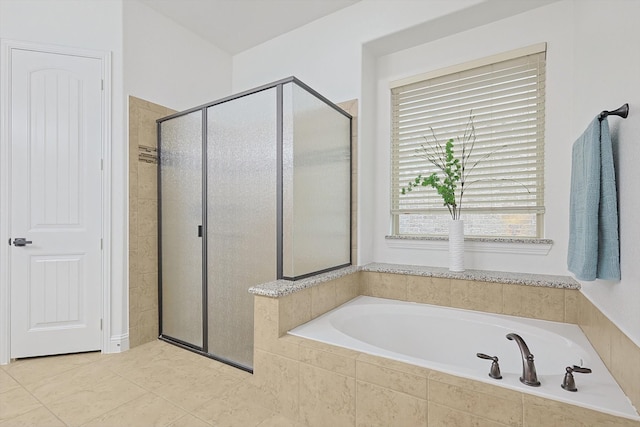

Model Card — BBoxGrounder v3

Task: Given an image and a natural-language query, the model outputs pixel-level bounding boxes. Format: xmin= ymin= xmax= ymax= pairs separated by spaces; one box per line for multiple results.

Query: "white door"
xmin=9 ymin=47 xmax=103 ymax=358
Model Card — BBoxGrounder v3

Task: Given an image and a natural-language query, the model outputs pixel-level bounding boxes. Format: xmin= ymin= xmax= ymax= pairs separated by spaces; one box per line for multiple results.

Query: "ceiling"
xmin=139 ymin=0 xmax=361 ymax=55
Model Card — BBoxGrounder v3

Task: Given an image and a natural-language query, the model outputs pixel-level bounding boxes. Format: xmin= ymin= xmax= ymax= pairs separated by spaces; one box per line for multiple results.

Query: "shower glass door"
xmin=206 ymin=88 xmax=278 ymax=369
xmin=159 ymin=110 xmax=204 ymax=348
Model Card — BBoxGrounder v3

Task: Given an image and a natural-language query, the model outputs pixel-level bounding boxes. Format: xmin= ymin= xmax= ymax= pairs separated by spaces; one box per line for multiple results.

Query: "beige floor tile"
xmin=146 ymin=368 xmax=244 ymax=412
xmin=81 ymin=393 xmax=186 ymax=427
xmin=0 ymin=369 xmax=20 ymax=394
xmin=0 ymin=388 xmax=42 ymax=422
xmin=256 ymin=414 xmax=305 ymax=427
xmin=46 ymin=374 xmax=147 ymax=426
xmin=166 ymin=414 xmax=212 ymax=427
xmin=3 ymin=352 xmax=98 ymax=387
xmin=28 ymin=363 xmax=117 ymax=403
xmin=191 ymin=396 xmax=276 ymax=427
xmin=0 ymin=406 xmax=65 ymax=427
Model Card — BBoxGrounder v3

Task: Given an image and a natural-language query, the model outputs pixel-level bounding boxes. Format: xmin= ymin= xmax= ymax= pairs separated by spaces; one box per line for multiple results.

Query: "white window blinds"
xmin=391 ymin=45 xmax=546 ymax=229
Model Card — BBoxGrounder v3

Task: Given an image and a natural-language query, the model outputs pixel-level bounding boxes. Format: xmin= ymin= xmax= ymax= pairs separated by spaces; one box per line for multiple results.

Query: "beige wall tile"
xmin=251 ymin=350 xmax=299 ymax=421
xmin=128 ymin=326 xmax=141 ymax=348
xmin=278 ymin=288 xmax=312 ymax=334
xmin=137 ymin=198 xmax=158 ymax=238
xmin=610 ymin=328 xmax=640 ymax=412
xmin=428 ymin=372 xmax=523 ymax=426
xmin=357 ymin=353 xmax=430 ymax=379
xmin=138 ymin=108 xmax=161 ymax=148
xmin=360 ymin=272 xmax=407 ymax=300
xmin=138 ymin=234 xmax=158 ymax=275
xmin=356 ymin=381 xmax=427 ymax=427
xmin=299 ymin=341 xmax=357 ymax=377
xmin=523 ymin=394 xmax=639 ymax=427
xmin=139 ymin=273 xmax=159 ymax=312
xmin=128 ymin=251 xmax=139 ymax=282
xmin=299 ymin=364 xmax=356 ymax=427
xmin=564 ymin=289 xmax=580 ymax=324
xmin=136 ymin=308 xmax=159 ymax=345
xmin=428 ymin=401 xmax=511 ymax=427
xmin=335 ymin=274 xmax=360 ymax=306
xmin=356 ymin=360 xmax=427 ymax=399
xmin=254 ymin=296 xmax=302 ymax=359
xmin=407 ymin=275 xmax=451 ymax=307
xmin=129 ymin=172 xmax=138 ymax=205
xmin=450 ymin=279 xmax=503 ymax=313
xmin=578 ymin=295 xmax=612 ymax=366
xmin=254 ymin=296 xmax=280 ymax=351
xmin=311 ymin=281 xmax=337 ymax=318
xmin=502 ymin=284 xmax=565 ymax=322
xmin=137 ymin=162 xmax=158 ymax=200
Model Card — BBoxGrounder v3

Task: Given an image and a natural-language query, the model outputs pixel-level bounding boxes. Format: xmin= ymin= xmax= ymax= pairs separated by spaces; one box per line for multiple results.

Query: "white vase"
xmin=449 ymin=219 xmax=465 ymax=272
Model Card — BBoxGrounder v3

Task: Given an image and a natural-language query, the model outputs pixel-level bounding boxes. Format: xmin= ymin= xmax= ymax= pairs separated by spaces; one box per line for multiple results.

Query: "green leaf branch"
xmin=401 ymin=114 xmax=478 ymax=221
xmin=401 ymin=114 xmax=531 ymax=221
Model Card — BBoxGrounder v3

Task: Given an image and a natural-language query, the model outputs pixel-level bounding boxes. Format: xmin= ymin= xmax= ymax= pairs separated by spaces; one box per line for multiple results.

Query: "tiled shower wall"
xmin=128 ymin=96 xmax=175 ymax=348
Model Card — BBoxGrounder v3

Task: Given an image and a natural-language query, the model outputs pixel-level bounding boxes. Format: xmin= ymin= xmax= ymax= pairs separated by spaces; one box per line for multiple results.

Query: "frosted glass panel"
xmin=207 ymin=89 xmax=278 ymax=369
xmin=283 ymin=83 xmax=351 ymax=278
xmin=159 ymin=111 xmax=203 ymax=347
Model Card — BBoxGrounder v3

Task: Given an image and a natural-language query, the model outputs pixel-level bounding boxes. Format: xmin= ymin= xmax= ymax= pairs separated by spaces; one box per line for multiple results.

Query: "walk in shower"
xmin=157 ymin=78 xmax=352 ymax=371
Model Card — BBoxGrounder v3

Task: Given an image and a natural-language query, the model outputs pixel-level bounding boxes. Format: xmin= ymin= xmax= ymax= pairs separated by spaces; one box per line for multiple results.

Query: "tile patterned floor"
xmin=0 ymin=340 xmax=302 ymax=427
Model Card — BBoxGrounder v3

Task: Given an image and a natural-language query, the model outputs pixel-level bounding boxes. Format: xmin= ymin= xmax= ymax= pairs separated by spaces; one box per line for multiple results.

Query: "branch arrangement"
xmin=401 ymin=115 xmax=477 ymax=221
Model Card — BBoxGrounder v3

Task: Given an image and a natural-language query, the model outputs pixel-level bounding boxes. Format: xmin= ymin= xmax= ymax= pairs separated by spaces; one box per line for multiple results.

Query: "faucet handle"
xmin=571 ymin=365 xmax=592 ymax=374
xmin=476 ymin=353 xmax=502 ymax=379
xmin=561 ymin=365 xmax=592 ymax=392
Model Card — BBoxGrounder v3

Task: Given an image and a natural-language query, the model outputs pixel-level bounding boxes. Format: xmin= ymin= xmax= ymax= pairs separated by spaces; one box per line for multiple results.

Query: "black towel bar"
xmin=599 ymin=103 xmax=629 ymax=120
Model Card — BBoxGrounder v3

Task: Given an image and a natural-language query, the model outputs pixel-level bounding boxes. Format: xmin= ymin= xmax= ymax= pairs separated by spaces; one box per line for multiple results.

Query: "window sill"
xmin=385 ymin=235 xmax=553 ymax=255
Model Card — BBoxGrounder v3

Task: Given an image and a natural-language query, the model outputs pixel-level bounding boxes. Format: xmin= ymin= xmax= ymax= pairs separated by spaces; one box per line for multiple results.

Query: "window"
xmin=391 ymin=44 xmax=546 ymax=238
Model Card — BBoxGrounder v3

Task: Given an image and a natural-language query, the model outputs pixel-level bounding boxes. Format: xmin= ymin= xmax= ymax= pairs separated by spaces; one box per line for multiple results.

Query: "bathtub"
xmin=289 ymin=296 xmax=639 ymax=421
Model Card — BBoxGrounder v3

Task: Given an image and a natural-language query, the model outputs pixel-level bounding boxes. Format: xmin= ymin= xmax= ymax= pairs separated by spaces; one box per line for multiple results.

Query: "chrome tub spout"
xmin=506 ymin=333 xmax=541 ymax=387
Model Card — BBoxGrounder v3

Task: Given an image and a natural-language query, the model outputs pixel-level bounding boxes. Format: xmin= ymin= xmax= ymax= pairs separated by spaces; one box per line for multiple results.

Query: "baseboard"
xmin=107 ymin=333 xmax=130 ymax=353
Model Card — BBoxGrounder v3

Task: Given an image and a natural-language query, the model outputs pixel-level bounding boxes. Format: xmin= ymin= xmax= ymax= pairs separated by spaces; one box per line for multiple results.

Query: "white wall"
xmin=124 ymin=0 xmax=232 ymax=111
xmin=0 ymin=0 xmax=127 ymax=352
xmin=232 ymin=0 xmax=486 ymax=100
xmin=232 ymin=0 xmax=640 ymax=346
xmin=570 ymin=0 xmax=640 ymax=346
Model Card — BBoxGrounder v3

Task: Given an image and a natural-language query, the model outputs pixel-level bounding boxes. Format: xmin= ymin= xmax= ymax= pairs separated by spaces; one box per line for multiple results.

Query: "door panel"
xmin=9 ymin=48 xmax=103 ymax=358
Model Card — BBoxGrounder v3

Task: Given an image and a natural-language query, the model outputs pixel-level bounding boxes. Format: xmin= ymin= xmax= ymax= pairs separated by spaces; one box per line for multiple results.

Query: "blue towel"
xmin=568 ymin=117 xmax=620 ymax=281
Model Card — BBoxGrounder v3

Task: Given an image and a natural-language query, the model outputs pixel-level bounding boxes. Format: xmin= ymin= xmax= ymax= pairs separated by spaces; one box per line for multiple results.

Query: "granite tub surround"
xmin=361 ymin=262 xmax=580 ymax=289
xmin=249 ymin=266 xmax=359 ymax=298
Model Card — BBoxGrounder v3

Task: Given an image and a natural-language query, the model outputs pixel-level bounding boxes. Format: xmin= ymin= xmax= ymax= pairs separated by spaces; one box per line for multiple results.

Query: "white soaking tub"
xmin=289 ymin=296 xmax=639 ymax=421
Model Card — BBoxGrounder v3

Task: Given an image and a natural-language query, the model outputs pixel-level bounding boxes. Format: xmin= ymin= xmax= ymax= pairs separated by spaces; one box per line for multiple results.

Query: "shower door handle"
xmin=198 ymin=225 xmax=203 ymax=237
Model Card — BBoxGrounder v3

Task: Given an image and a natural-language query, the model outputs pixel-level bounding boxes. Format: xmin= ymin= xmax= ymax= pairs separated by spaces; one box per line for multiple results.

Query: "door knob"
xmin=12 ymin=238 xmax=32 ymax=247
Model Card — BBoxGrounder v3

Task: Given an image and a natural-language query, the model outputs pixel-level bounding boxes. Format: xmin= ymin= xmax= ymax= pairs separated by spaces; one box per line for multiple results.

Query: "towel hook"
xmin=599 ymin=103 xmax=629 ymax=121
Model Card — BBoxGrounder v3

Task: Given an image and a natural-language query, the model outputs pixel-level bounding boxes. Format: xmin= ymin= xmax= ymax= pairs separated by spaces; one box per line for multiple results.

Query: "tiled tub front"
xmin=250 ymin=266 xmax=640 ymax=426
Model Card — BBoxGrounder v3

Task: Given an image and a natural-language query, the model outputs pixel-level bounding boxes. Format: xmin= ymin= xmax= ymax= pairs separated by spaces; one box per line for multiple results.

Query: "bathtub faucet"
xmin=506 ymin=333 xmax=541 ymax=387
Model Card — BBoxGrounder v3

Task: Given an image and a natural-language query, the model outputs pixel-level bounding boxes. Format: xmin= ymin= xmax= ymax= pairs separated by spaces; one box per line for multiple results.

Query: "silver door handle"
xmin=12 ymin=238 xmax=32 ymax=247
